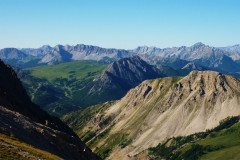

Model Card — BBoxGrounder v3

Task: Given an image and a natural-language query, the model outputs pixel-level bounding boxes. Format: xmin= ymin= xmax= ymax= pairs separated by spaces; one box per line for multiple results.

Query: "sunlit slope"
xmin=0 ymin=133 xmax=62 ymax=160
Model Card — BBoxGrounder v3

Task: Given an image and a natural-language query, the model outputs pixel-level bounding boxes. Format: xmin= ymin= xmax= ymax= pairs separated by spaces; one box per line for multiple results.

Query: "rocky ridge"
xmin=87 ymin=56 xmax=165 ymax=102
xmin=66 ymin=71 xmax=240 ymax=159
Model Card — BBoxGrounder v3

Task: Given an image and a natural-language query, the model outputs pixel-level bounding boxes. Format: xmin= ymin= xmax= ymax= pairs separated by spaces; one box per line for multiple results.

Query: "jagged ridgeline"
xmin=1 ymin=43 xmax=240 ymax=76
xmin=0 ymin=59 xmax=100 ymax=160
xmin=64 ymin=71 xmax=240 ymax=159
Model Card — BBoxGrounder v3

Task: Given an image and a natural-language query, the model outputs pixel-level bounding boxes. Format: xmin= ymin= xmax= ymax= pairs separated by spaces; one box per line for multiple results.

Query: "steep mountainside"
xmin=87 ymin=56 xmax=165 ymax=103
xmin=64 ymin=71 xmax=240 ymax=159
xmin=0 ymin=59 xmax=99 ymax=160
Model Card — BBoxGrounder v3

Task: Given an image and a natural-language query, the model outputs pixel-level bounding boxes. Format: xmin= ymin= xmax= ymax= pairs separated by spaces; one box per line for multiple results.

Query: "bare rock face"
xmin=77 ymin=71 xmax=240 ymax=159
xmin=0 ymin=59 xmax=99 ymax=160
xmin=38 ymin=44 xmax=133 ymax=64
xmin=134 ymin=43 xmax=240 ymax=73
xmin=0 ymin=48 xmax=28 ymax=60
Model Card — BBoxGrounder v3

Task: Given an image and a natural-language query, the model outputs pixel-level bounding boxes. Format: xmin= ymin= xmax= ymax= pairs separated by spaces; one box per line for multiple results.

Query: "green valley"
xmin=19 ymin=60 xmax=107 ymax=116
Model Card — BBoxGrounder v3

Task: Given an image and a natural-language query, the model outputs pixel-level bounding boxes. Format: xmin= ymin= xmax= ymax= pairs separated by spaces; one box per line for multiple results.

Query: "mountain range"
xmin=1 ymin=42 xmax=240 ymax=76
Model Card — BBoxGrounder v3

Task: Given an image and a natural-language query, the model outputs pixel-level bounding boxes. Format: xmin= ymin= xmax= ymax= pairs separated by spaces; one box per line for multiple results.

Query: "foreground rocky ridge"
xmin=65 ymin=71 xmax=240 ymax=159
xmin=0 ymin=59 xmax=99 ymax=160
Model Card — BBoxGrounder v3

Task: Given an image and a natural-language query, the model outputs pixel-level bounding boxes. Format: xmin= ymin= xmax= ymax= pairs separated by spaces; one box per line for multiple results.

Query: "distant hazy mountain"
xmin=0 ymin=48 xmax=41 ymax=68
xmin=21 ymin=45 xmax=53 ymax=57
xmin=1 ymin=42 xmax=240 ymax=75
xmin=0 ymin=48 xmax=27 ymax=59
xmin=24 ymin=44 xmax=133 ymax=65
xmin=220 ymin=44 xmax=240 ymax=60
xmin=39 ymin=45 xmax=73 ymax=64
xmin=134 ymin=42 xmax=240 ymax=73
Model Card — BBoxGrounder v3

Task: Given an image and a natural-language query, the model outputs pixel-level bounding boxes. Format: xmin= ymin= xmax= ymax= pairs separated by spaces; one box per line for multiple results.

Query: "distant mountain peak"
xmin=191 ymin=42 xmax=206 ymax=48
xmin=40 ymin=45 xmax=52 ymax=49
xmin=54 ymin=44 xmax=64 ymax=49
xmin=1 ymin=47 xmax=19 ymax=51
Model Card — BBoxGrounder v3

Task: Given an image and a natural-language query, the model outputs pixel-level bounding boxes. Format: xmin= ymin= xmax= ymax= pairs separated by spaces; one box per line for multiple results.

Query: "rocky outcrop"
xmin=71 ymin=71 xmax=240 ymax=159
xmin=0 ymin=59 xmax=99 ymax=160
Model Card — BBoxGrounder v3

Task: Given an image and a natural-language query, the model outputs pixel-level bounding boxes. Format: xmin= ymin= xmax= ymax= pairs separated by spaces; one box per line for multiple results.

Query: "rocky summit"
xmin=65 ymin=70 xmax=240 ymax=159
xmin=87 ymin=56 xmax=165 ymax=102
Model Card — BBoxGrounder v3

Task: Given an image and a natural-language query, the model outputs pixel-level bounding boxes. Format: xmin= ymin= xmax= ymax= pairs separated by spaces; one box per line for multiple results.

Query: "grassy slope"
xmin=63 ymin=101 xmax=132 ymax=159
xmin=197 ymin=122 xmax=240 ymax=160
xmin=63 ymin=101 xmax=115 ymax=138
xmin=20 ymin=60 xmax=107 ymax=116
xmin=0 ymin=133 xmax=62 ymax=160
xmin=29 ymin=60 xmax=106 ymax=82
xmin=149 ymin=116 xmax=240 ymax=160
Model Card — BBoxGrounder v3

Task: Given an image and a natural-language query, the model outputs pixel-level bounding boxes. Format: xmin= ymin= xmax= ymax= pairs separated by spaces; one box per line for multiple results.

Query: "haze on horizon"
xmin=0 ymin=0 xmax=240 ymax=49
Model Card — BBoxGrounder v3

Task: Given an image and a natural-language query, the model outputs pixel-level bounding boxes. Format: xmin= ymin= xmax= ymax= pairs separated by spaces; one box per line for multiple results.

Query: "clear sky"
xmin=0 ymin=0 xmax=240 ymax=49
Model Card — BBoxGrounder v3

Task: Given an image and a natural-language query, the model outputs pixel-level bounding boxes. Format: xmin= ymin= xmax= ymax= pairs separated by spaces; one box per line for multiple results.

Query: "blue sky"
xmin=0 ymin=0 xmax=240 ymax=49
